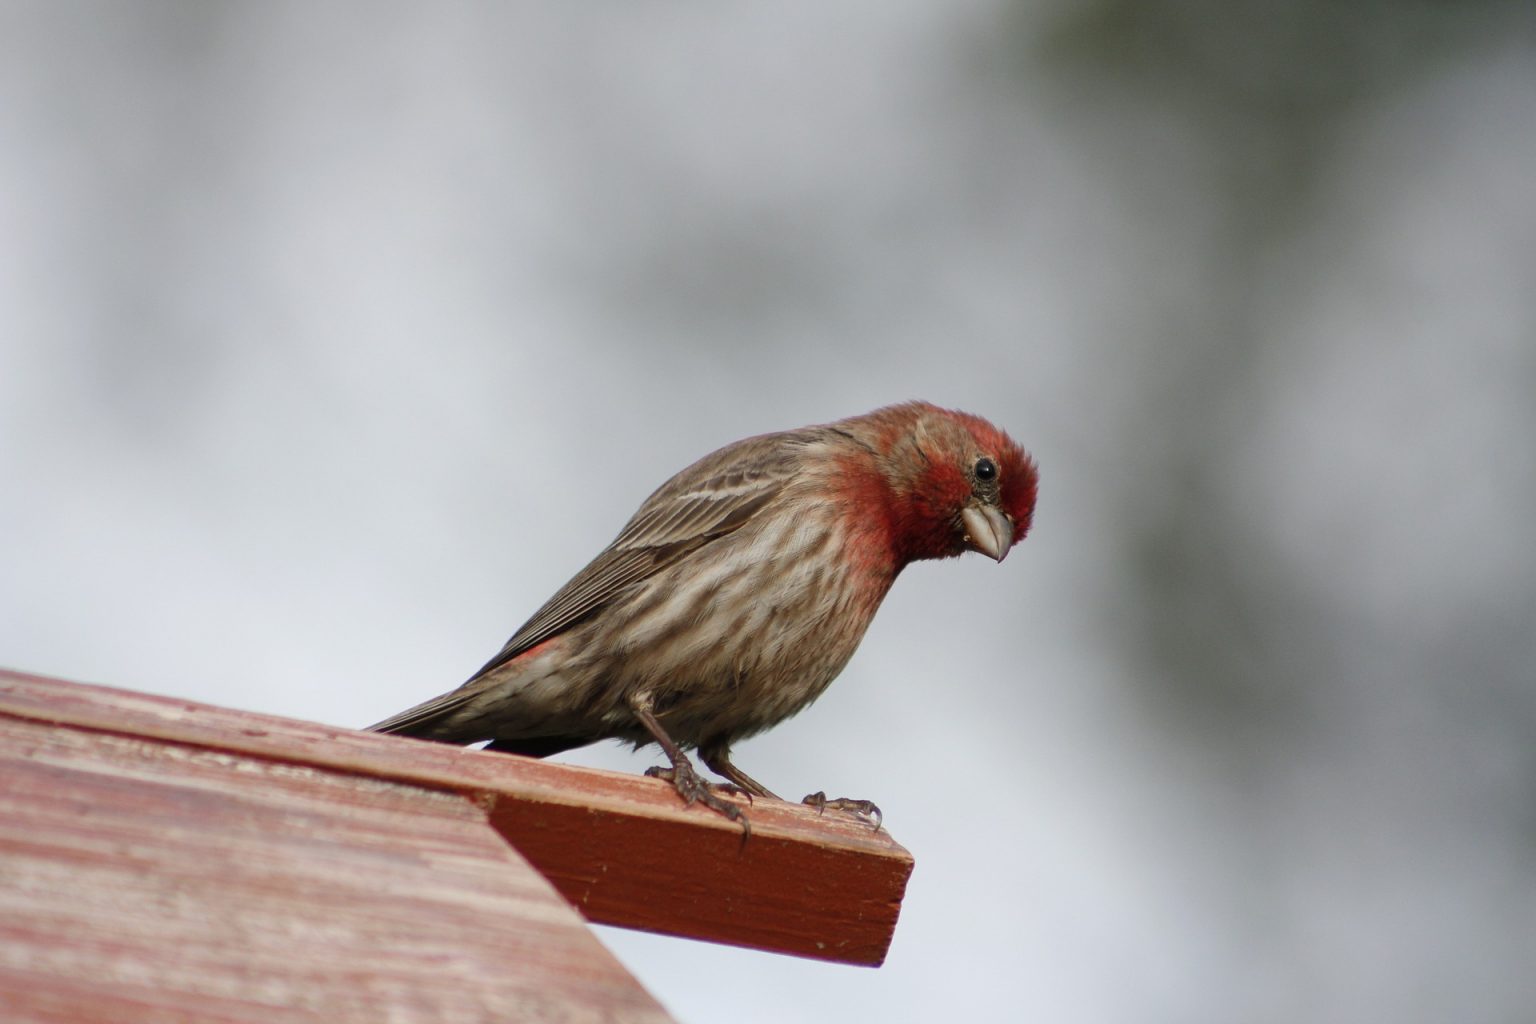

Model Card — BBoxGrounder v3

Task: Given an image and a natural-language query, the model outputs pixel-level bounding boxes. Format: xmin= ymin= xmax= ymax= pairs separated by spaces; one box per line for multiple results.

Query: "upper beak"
xmin=960 ymin=505 xmax=1014 ymax=562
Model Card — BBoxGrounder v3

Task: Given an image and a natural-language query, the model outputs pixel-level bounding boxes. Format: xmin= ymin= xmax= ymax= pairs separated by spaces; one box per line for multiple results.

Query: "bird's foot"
xmin=712 ymin=780 xmax=755 ymax=803
xmin=801 ymin=791 xmax=883 ymax=831
xmin=646 ymin=759 xmax=751 ymax=836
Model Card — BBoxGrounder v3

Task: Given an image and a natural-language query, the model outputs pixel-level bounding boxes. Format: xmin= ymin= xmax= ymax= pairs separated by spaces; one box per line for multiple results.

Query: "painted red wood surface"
xmin=0 ymin=687 xmax=673 ymax=1022
xmin=0 ymin=670 xmax=914 ymax=975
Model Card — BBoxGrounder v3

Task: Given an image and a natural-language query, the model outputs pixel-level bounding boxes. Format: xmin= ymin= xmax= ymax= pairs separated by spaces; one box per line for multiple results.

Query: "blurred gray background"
xmin=3 ymin=3 xmax=1534 ymax=1022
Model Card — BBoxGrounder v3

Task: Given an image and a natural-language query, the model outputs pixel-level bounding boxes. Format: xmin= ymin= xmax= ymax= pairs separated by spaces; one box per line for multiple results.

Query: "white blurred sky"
xmin=2 ymin=4 xmax=1534 ymax=1022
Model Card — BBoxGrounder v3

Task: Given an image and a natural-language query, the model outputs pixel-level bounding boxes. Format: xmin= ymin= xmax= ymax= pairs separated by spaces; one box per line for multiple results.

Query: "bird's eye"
xmin=974 ymin=457 xmax=997 ymax=482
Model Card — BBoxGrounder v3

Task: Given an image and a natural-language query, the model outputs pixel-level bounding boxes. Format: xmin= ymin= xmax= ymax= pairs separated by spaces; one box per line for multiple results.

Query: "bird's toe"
xmin=801 ymin=791 xmax=883 ymax=831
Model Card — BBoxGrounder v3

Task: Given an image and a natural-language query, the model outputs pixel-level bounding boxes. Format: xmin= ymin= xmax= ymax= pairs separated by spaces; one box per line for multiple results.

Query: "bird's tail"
xmin=365 ymin=687 xmax=482 ymax=739
xmin=366 ymin=687 xmax=590 ymax=759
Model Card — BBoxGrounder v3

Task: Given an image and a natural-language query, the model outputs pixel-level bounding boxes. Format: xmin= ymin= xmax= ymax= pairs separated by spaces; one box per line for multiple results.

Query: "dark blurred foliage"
xmin=1028 ymin=0 xmax=1536 ymax=745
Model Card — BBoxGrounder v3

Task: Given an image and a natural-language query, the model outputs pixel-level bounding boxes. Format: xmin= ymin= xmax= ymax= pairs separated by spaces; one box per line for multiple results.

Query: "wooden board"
xmin=0 ymin=697 xmax=674 ymax=1022
xmin=0 ymin=670 xmax=914 ymax=970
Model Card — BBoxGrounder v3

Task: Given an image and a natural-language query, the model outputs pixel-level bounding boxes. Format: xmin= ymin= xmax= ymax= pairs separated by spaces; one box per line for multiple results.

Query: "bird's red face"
xmin=847 ymin=402 xmax=1038 ymax=568
xmin=944 ymin=409 xmax=1038 ymax=563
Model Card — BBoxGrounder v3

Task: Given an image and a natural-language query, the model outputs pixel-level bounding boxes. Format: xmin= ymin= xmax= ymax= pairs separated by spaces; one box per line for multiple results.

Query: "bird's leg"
xmin=699 ymin=739 xmax=780 ymax=802
xmin=802 ymin=792 xmax=883 ymax=832
xmin=630 ymin=694 xmax=750 ymax=835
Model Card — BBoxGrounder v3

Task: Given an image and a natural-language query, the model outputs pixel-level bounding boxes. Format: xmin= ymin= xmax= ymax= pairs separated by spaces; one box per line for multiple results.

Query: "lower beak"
xmin=960 ymin=505 xmax=1014 ymax=562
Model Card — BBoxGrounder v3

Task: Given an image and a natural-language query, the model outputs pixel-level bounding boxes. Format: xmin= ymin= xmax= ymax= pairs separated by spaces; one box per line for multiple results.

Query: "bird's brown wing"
xmin=465 ymin=431 xmax=811 ymax=681
xmin=366 ymin=432 xmax=811 ymax=738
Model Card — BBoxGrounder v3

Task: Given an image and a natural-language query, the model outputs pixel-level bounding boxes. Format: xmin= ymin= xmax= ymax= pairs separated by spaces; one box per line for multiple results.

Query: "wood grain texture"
xmin=0 ymin=707 xmax=674 ymax=1022
xmin=0 ymin=670 xmax=914 ymax=969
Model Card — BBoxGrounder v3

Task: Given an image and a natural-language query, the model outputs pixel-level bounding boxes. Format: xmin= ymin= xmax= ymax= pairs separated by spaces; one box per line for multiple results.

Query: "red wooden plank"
xmin=0 ymin=669 xmax=914 ymax=966
xmin=0 ymin=713 xmax=673 ymax=1024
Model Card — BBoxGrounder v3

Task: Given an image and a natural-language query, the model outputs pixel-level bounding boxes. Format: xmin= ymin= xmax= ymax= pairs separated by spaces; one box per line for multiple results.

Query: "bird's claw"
xmin=714 ymin=781 xmax=755 ymax=804
xmin=647 ymin=762 xmax=752 ymax=836
xmin=801 ymin=791 xmax=883 ymax=831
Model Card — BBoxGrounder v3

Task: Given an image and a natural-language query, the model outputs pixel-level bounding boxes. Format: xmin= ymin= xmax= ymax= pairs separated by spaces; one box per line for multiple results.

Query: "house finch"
xmin=368 ymin=401 xmax=1038 ymax=832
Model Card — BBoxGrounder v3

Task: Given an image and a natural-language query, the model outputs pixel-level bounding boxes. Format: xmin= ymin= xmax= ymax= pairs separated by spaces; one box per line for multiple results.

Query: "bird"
xmin=367 ymin=401 xmax=1038 ymax=832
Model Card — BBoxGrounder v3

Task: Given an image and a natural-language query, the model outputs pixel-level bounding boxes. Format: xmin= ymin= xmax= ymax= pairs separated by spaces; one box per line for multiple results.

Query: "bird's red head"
xmin=835 ymin=401 xmax=1038 ymax=568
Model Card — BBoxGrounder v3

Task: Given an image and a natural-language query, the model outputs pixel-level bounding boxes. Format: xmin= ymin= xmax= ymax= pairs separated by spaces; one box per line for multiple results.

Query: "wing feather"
xmin=466 ymin=431 xmax=810 ymax=681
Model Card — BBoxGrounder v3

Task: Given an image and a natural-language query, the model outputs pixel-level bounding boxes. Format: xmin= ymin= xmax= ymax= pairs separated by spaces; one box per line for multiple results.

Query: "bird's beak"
xmin=960 ymin=505 xmax=1014 ymax=562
